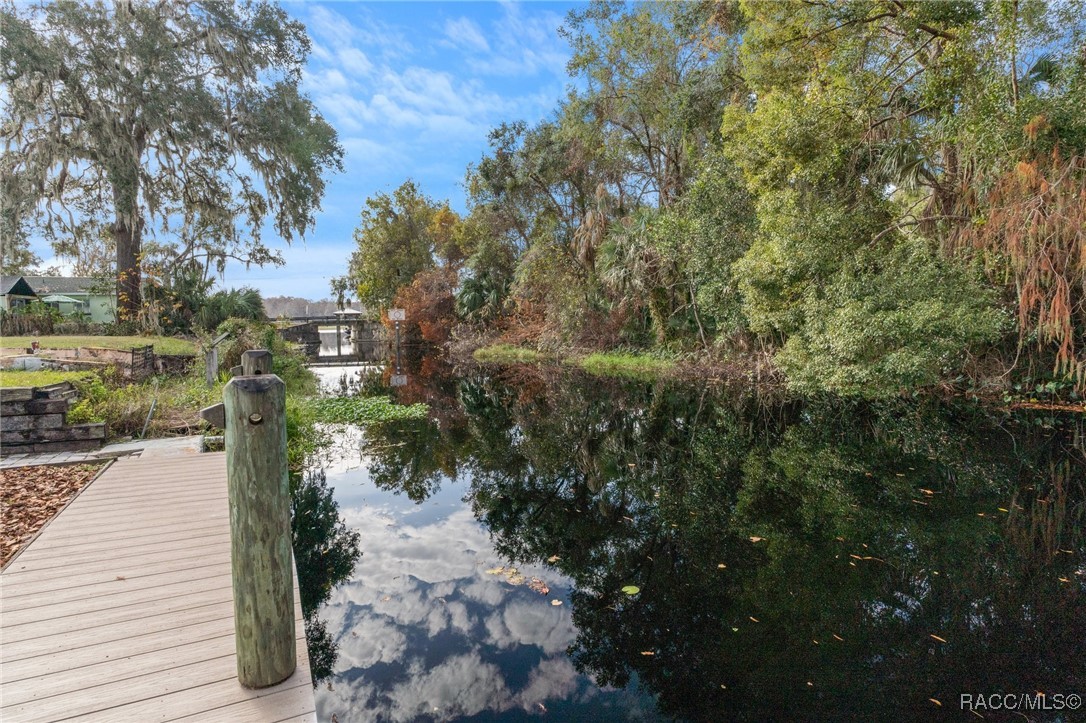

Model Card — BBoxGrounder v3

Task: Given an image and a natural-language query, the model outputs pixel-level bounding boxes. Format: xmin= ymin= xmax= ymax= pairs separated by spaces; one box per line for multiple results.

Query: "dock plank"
xmin=0 ymin=451 xmax=315 ymax=722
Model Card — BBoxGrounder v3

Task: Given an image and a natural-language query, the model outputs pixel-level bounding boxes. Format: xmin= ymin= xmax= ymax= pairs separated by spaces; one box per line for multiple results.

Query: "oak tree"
xmin=1 ymin=0 xmax=342 ymax=319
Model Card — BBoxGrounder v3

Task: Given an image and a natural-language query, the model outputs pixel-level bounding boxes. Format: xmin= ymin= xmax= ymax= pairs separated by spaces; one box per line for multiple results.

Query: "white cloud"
xmin=469 ymin=2 xmax=570 ymax=78
xmin=444 ymin=17 xmax=490 ymax=53
xmin=483 ymin=600 xmax=577 ymax=655
xmin=336 ymin=615 xmax=407 ymax=670
xmin=337 ymin=47 xmax=374 ymax=78
xmin=388 ymin=652 xmax=512 ymax=721
xmin=513 ymin=657 xmax=581 ymax=712
xmin=341 ymin=138 xmax=406 ymax=172
xmin=306 ymin=5 xmax=412 ymax=61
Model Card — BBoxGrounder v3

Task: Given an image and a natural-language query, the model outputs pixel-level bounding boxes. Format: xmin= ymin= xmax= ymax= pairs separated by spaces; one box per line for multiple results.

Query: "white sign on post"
xmin=388 ymin=308 xmax=406 ymax=321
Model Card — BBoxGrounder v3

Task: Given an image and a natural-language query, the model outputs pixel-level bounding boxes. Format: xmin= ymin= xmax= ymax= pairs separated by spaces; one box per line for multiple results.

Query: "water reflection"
xmin=305 ymin=362 xmax=1085 ymax=721
xmin=291 ymin=468 xmax=363 ymax=684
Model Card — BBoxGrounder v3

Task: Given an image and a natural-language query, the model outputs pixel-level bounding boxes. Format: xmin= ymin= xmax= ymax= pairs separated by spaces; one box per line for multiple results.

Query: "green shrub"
xmin=775 ymin=242 xmax=1006 ymax=397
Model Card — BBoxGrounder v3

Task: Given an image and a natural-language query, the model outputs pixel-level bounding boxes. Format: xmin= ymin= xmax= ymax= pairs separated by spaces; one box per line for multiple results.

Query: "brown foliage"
xmin=386 ymin=268 xmax=458 ymax=346
xmin=955 ymin=149 xmax=1086 ymax=389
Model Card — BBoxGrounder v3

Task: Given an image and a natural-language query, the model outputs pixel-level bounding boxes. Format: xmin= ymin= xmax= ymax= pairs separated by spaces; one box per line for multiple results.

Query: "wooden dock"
xmin=0 ymin=452 xmax=316 ymax=722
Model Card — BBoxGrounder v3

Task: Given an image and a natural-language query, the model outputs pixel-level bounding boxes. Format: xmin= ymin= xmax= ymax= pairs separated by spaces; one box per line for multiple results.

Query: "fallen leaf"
xmin=749 ymin=536 xmax=763 ymax=543
xmin=930 ymin=634 xmax=947 ymax=643
xmin=547 ymin=555 xmax=560 ymax=562
xmin=550 ymin=599 xmax=563 ymax=606
xmin=832 ymin=634 xmax=844 ymax=641
xmin=717 ymin=563 xmax=726 ymax=569
xmin=640 ymin=651 xmax=654 ymax=656
xmin=929 ymin=698 xmax=942 ymax=707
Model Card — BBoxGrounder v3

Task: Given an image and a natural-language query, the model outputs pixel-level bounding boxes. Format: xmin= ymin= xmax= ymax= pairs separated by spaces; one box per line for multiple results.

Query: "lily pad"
xmin=621 ymin=585 xmax=641 ymax=596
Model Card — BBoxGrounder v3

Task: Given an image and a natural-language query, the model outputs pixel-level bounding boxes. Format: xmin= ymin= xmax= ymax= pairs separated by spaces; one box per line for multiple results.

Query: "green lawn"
xmin=0 ymin=369 xmax=97 ymax=388
xmin=0 ymin=335 xmax=197 ymax=355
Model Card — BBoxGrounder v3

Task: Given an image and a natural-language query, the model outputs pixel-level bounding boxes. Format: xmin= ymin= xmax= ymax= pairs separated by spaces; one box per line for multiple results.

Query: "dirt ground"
xmin=1 ymin=462 xmax=105 ymax=568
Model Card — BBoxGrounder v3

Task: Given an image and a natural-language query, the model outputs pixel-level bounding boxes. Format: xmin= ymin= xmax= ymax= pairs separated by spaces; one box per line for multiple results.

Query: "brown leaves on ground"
xmin=1 ymin=463 xmax=104 ymax=567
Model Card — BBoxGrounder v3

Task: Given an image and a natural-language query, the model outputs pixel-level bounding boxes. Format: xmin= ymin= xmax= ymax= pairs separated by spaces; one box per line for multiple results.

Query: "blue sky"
xmin=231 ymin=1 xmax=582 ymax=300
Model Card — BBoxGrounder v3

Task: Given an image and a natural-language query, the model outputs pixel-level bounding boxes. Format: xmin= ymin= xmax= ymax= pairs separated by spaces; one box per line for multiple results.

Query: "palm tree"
xmin=599 ymin=208 xmax=675 ymax=344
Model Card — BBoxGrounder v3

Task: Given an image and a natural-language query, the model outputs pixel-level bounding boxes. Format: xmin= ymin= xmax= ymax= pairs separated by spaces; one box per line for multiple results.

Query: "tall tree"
xmin=348 ymin=180 xmax=460 ymax=312
xmin=1 ymin=0 xmax=342 ymax=319
xmin=562 ymin=0 xmax=742 ymax=207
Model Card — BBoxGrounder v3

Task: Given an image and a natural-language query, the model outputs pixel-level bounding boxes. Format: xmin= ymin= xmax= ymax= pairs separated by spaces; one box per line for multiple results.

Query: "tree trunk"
xmin=648 ymin=286 xmax=669 ymax=346
xmin=114 ymin=214 xmax=141 ymax=321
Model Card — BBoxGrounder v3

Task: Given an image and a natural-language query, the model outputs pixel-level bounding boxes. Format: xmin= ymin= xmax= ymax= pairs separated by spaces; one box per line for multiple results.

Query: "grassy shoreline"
xmin=472 ymin=343 xmax=679 ymax=380
xmin=0 ymin=335 xmax=198 ymax=355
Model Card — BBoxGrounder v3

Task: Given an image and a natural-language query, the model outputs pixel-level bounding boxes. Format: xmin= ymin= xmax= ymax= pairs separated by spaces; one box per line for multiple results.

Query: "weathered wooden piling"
xmin=242 ymin=349 xmax=273 ymax=376
xmin=221 ymin=370 xmax=295 ymax=688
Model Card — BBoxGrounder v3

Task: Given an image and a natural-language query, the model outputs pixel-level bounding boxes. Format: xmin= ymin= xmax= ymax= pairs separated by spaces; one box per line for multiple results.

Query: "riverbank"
xmin=463 ymin=342 xmax=1085 ymax=411
xmin=467 ymin=341 xmax=782 ymax=385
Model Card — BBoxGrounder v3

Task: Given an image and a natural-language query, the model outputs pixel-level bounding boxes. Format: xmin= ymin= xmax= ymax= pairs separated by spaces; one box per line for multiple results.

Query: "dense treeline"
xmin=345 ymin=0 xmax=1086 ymax=398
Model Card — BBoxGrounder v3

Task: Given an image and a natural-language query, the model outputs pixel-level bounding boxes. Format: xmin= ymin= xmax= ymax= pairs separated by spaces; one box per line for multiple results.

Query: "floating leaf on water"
xmin=749 ymin=616 xmax=759 ymax=623
xmin=731 ymin=627 xmax=739 ymax=632
xmin=508 ymin=574 xmax=526 ymax=585
xmin=929 ymin=699 xmax=942 ymax=707
xmin=621 ymin=585 xmax=641 ymax=596
xmin=550 ymin=599 xmax=563 ymax=606
xmin=485 ymin=567 xmax=505 ymax=575
xmin=832 ymin=634 xmax=844 ymax=641
xmin=640 ymin=651 xmax=654 ymax=656
xmin=749 ymin=536 xmax=764 ymax=543
xmin=547 ymin=555 xmax=560 ymax=562
xmin=930 ymin=634 xmax=947 ymax=643
xmin=717 ymin=563 xmax=726 ymax=569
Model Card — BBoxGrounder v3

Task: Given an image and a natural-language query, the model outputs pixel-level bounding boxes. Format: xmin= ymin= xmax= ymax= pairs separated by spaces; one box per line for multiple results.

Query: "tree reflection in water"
xmin=319 ymin=361 xmax=1084 ymax=720
xmin=291 ymin=468 xmax=362 ymax=685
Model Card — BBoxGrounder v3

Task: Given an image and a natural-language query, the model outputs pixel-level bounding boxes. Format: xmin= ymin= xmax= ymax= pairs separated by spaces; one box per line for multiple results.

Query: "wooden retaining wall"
xmin=0 ymin=383 xmax=107 ymax=455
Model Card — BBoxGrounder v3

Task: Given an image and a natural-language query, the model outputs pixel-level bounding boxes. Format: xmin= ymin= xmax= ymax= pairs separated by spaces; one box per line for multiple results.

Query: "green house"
xmin=23 ymin=276 xmax=118 ymax=323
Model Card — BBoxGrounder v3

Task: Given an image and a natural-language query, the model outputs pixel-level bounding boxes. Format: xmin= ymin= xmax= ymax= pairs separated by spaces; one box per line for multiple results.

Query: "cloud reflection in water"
xmin=314 ymin=462 xmax=650 ymax=722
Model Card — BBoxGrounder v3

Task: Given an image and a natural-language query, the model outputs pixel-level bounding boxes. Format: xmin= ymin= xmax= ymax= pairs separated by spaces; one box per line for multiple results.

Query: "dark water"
xmin=293 ymin=360 xmax=1085 ymax=722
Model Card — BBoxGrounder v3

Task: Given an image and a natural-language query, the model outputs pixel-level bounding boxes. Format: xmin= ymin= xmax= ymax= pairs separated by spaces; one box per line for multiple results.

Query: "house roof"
xmin=1 ymin=275 xmax=37 ymax=297
xmin=23 ymin=276 xmax=110 ymax=295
